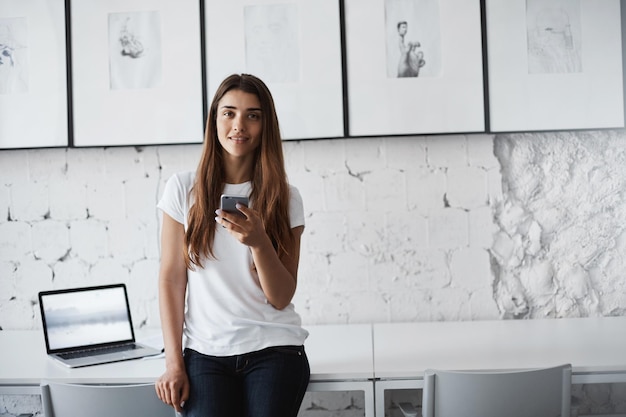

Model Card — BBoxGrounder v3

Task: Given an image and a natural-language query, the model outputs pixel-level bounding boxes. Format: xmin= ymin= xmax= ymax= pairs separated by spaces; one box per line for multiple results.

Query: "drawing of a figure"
xmin=527 ymin=0 xmax=582 ymax=74
xmin=108 ymin=11 xmax=162 ymax=90
xmin=385 ymin=0 xmax=441 ymax=79
xmin=0 ymin=18 xmax=29 ymax=94
xmin=244 ymin=4 xmax=300 ymax=83
xmin=396 ymin=21 xmax=425 ymax=77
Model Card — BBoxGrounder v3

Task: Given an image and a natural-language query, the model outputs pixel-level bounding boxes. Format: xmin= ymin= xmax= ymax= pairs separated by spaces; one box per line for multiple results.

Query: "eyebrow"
xmin=220 ymin=105 xmax=262 ymax=112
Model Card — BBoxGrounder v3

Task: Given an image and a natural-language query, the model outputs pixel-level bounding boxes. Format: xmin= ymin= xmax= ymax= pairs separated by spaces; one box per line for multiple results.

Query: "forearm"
xmin=159 ymin=275 xmax=187 ymax=369
xmin=251 ymin=235 xmax=298 ymax=310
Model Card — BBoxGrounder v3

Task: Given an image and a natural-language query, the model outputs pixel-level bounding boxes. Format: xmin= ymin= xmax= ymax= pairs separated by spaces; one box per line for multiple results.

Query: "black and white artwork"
xmin=71 ymin=0 xmax=203 ymax=146
xmin=0 ymin=0 xmax=68 ymax=149
xmin=526 ymin=0 xmax=582 ymax=74
xmin=486 ymin=0 xmax=623 ymax=132
xmin=108 ymin=11 xmax=162 ymax=90
xmin=345 ymin=0 xmax=485 ymax=136
xmin=205 ymin=0 xmax=344 ymax=140
xmin=0 ymin=17 xmax=28 ymax=94
xmin=243 ymin=4 xmax=299 ymax=83
xmin=384 ymin=0 xmax=441 ymax=79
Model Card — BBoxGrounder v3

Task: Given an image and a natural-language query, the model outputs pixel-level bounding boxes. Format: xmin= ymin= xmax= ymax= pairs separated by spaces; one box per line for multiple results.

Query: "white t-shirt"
xmin=157 ymin=171 xmax=308 ymax=356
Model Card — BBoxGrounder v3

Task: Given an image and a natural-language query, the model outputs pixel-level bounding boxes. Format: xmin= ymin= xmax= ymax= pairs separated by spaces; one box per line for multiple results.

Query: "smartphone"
xmin=220 ymin=194 xmax=249 ymax=217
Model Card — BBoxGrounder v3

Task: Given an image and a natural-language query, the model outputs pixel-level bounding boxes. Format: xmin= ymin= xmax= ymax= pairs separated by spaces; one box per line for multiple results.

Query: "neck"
xmin=223 ymin=154 xmax=254 ymax=184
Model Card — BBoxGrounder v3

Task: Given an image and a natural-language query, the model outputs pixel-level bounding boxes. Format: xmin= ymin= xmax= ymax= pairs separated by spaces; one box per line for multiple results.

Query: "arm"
xmin=216 ymin=206 xmax=304 ymax=310
xmin=155 ymin=213 xmax=189 ymax=413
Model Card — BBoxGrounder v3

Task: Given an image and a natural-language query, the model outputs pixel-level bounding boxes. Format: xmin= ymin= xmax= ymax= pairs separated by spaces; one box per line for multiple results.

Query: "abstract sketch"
xmin=385 ymin=0 xmax=441 ymax=78
xmin=243 ymin=4 xmax=300 ymax=83
xmin=526 ymin=0 xmax=582 ymax=74
xmin=108 ymin=11 xmax=162 ymax=90
xmin=0 ymin=17 xmax=28 ymax=94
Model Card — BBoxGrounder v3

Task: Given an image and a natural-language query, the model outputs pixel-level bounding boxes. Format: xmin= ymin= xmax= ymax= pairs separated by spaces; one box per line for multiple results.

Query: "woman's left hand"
xmin=215 ymin=204 xmax=272 ymax=249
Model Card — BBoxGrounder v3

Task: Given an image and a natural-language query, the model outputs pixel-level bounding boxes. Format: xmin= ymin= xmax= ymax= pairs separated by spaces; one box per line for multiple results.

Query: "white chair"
xmin=41 ymin=380 xmax=176 ymax=417
xmin=421 ymin=364 xmax=572 ymax=417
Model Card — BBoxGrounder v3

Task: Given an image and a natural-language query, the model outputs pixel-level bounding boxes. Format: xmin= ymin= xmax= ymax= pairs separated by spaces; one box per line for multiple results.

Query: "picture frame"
xmin=204 ymin=0 xmax=344 ymax=140
xmin=485 ymin=0 xmax=624 ymax=132
xmin=70 ymin=0 xmax=204 ymax=147
xmin=0 ymin=0 xmax=68 ymax=149
xmin=343 ymin=0 xmax=485 ymax=137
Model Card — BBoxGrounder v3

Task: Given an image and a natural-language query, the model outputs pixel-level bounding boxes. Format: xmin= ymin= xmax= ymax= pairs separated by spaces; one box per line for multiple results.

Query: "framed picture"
xmin=343 ymin=0 xmax=485 ymax=137
xmin=70 ymin=0 xmax=204 ymax=146
xmin=486 ymin=0 xmax=624 ymax=132
xmin=0 ymin=0 xmax=68 ymax=149
xmin=205 ymin=0 xmax=344 ymax=140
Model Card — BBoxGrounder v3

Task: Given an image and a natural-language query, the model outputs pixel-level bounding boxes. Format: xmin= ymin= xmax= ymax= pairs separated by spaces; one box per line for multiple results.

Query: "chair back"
xmin=422 ymin=364 xmax=572 ymax=417
xmin=41 ymin=381 xmax=175 ymax=417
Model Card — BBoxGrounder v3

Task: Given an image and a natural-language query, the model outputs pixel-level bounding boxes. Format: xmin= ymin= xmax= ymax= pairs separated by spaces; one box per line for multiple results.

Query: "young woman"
xmin=155 ymin=74 xmax=310 ymax=417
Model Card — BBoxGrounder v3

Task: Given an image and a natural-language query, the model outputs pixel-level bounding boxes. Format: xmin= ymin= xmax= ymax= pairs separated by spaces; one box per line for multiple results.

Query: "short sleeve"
xmin=157 ymin=172 xmax=194 ymax=225
xmin=289 ymin=185 xmax=305 ymax=228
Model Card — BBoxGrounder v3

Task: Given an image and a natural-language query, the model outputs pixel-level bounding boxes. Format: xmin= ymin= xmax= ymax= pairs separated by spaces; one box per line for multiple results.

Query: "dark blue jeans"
xmin=183 ymin=345 xmax=310 ymax=417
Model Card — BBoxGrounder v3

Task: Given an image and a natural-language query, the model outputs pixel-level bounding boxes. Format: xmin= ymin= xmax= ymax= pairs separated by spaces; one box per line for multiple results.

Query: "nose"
xmin=232 ymin=114 xmax=245 ymax=132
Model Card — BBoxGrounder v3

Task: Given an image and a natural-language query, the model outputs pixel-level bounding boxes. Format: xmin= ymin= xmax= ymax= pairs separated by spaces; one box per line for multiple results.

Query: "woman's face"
xmin=216 ymin=89 xmax=263 ymax=159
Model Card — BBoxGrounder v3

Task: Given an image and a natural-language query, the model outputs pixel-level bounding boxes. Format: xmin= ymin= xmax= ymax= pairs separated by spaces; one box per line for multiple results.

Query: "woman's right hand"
xmin=155 ymin=365 xmax=190 ymax=413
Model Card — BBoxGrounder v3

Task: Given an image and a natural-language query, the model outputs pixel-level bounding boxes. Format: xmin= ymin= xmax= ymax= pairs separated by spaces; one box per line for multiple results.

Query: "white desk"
xmin=0 ymin=324 xmax=375 ymax=416
xmin=372 ymin=317 xmax=626 ymax=417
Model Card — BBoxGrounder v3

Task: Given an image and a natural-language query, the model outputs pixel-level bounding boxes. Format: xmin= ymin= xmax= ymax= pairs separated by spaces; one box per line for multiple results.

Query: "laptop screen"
xmin=39 ymin=284 xmax=135 ymax=352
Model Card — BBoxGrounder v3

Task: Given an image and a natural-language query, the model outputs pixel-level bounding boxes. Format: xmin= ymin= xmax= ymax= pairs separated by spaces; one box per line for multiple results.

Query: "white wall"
xmin=1 ymin=130 xmax=626 ymax=415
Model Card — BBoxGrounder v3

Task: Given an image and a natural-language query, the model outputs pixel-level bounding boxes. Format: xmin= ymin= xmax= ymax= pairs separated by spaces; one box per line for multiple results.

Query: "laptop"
xmin=38 ymin=283 xmax=162 ymax=368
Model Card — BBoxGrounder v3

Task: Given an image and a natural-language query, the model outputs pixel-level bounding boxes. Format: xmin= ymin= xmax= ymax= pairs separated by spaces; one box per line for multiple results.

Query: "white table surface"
xmin=0 ymin=324 xmax=374 ymax=387
xmin=373 ymin=316 xmax=626 ymax=383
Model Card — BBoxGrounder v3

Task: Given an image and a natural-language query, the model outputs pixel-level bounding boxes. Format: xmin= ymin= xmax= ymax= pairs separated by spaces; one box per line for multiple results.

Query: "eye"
xmin=247 ymin=112 xmax=261 ymax=120
xmin=222 ymin=110 xmax=234 ymax=118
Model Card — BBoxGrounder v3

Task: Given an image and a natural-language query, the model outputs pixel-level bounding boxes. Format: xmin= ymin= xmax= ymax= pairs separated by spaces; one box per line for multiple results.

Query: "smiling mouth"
xmin=230 ymin=136 xmax=248 ymax=143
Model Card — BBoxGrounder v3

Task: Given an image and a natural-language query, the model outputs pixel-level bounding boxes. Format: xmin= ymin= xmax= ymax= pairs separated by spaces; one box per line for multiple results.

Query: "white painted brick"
xmin=450 ymin=248 xmax=491 ymax=291
xmin=391 ymin=249 xmax=450 ymax=290
xmin=0 ymin=222 xmax=31 ymax=261
xmin=343 ymin=291 xmax=389 ymax=323
xmin=86 ymin=180 xmax=126 ymax=221
xmin=32 ymin=220 xmax=70 ymax=263
xmin=467 ymin=134 xmax=497 ymax=169
xmin=388 ymin=290 xmax=432 ymax=322
xmin=487 ymin=166 xmax=503 ymax=203
xmin=283 ymin=140 xmax=305 ymax=174
xmin=52 ymin=258 xmax=90 ymax=289
xmin=103 ymin=147 xmax=156 ymax=183
xmin=429 ymin=287 xmax=471 ymax=321
xmin=345 ymin=210 xmax=387 ymax=257
xmin=345 ymin=137 xmax=386 ymax=173
xmin=364 ymin=168 xmax=406 ymax=212
xmin=10 ymin=181 xmax=49 ymax=221
xmin=89 ymin=258 xmax=130 ymax=286
xmin=303 ymin=139 xmax=346 ymax=176
xmin=28 ymin=148 xmax=68 ymax=182
xmin=406 ymin=167 xmax=446 ymax=215
xmin=0 ymin=185 xmax=8 ymax=221
xmin=468 ymin=288 xmax=500 ymax=320
xmin=384 ymin=136 xmax=427 ymax=169
xmin=156 ymin=144 xmax=202 ymax=180
xmin=107 ymin=219 xmax=147 ymax=265
xmin=0 ymin=149 xmax=29 ymax=185
xmin=124 ymin=177 xmax=159 ymax=221
xmin=49 ymin=179 xmax=88 ymax=220
xmin=288 ymin=170 xmax=325 ymax=213
xmin=468 ymin=206 xmax=497 ymax=249
xmin=303 ymin=212 xmax=346 ymax=254
xmin=14 ymin=259 xmax=52 ymax=302
xmin=446 ymin=167 xmax=488 ymax=209
xmin=323 ymin=172 xmax=365 ymax=212
xmin=69 ymin=219 xmax=107 ymax=264
xmin=428 ymin=208 xmax=469 ymax=249
xmin=128 ymin=259 xmax=159 ymax=301
xmin=327 ymin=251 xmax=370 ymax=291
xmin=0 ymin=261 xmax=16 ymax=302
xmin=426 ymin=135 xmax=467 ymax=167
xmin=385 ymin=211 xmax=429 ymax=250
xmin=295 ymin=251 xmax=330 ymax=295
xmin=0 ymin=298 xmax=36 ymax=329
xmin=297 ymin=292 xmax=350 ymax=324
xmin=66 ymin=147 xmax=106 ymax=182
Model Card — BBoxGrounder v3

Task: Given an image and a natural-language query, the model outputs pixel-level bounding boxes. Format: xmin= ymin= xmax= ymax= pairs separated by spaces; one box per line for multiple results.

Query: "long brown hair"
xmin=185 ymin=74 xmax=293 ymax=269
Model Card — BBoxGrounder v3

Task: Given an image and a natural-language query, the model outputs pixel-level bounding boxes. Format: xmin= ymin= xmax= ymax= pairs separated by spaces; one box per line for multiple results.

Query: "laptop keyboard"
xmin=57 ymin=343 xmax=138 ymax=360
